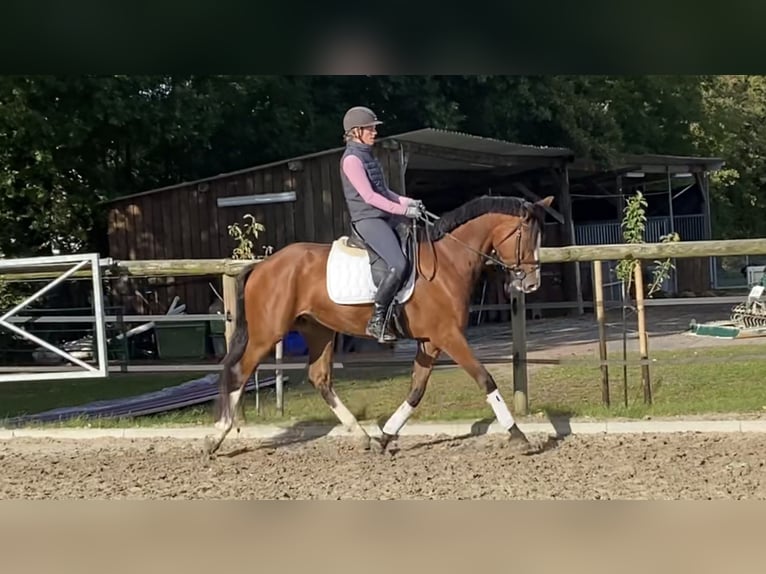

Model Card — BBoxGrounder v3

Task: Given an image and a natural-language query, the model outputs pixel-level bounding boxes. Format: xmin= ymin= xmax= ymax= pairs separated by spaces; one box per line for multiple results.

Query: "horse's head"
xmin=490 ymin=196 xmax=552 ymax=294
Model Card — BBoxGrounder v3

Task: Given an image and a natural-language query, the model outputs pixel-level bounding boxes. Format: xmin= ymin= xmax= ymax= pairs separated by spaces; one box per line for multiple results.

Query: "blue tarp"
xmin=3 ymin=373 xmax=278 ymax=428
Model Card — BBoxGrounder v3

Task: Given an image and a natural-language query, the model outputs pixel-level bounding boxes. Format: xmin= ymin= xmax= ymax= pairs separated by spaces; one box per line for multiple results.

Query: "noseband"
xmin=491 ymin=218 xmax=541 ymax=281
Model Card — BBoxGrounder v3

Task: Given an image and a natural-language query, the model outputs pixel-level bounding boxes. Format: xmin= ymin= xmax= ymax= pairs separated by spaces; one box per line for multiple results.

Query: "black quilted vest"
xmin=340 ymin=140 xmax=391 ymax=222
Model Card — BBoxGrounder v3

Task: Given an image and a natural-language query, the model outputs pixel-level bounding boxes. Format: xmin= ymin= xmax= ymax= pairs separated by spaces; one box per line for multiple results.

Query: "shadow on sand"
xmin=400 ymin=415 xmax=570 ymax=456
xmin=211 ymin=419 xmax=339 ymax=458
xmin=212 ymin=410 xmax=577 ymax=459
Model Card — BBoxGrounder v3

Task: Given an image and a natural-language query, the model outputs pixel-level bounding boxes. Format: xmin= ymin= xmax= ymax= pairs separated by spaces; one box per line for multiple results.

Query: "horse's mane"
xmin=424 ymin=195 xmax=538 ymax=241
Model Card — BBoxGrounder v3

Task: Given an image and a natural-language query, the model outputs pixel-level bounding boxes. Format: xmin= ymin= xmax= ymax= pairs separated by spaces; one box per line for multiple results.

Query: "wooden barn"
xmin=101 ymin=127 xmax=723 ymax=319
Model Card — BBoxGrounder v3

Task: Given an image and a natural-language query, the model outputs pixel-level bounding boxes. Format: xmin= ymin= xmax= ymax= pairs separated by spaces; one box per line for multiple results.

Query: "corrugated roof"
xmin=570 ymin=152 xmax=725 ymax=177
xmin=101 ymin=127 xmax=721 ymax=204
xmin=391 ymin=127 xmax=575 ymax=159
xmin=620 ymin=152 xmax=724 ymax=170
xmin=101 ymin=127 xmax=576 ymax=204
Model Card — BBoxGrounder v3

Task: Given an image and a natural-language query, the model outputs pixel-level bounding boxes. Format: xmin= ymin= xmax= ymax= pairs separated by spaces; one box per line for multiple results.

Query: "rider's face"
xmin=359 ymin=125 xmax=377 ymax=145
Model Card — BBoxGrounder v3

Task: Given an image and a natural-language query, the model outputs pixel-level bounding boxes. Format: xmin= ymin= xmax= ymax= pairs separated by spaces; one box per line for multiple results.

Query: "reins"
xmin=414 ymin=209 xmax=537 ymax=280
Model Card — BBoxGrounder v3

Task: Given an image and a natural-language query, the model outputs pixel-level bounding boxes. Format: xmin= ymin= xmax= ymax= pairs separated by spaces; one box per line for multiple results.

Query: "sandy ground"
xmin=2 ymin=432 xmax=765 ymax=500
xmin=4 ymin=302 xmax=764 ymax=501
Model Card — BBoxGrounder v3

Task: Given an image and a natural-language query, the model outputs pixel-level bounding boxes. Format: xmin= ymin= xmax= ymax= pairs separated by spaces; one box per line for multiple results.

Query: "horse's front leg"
xmin=436 ymin=329 xmax=531 ymax=453
xmin=378 ymin=340 xmax=440 ymax=452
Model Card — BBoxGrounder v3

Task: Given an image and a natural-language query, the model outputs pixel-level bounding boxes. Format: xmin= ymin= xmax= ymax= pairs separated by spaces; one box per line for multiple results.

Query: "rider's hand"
xmin=404 ymin=203 xmax=422 ymax=219
xmin=404 ymin=198 xmax=426 ymax=218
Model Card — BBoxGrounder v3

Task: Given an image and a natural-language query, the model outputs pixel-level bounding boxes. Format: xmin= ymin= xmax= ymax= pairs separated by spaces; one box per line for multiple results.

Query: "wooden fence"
xmin=3 ymin=237 xmax=766 ymax=415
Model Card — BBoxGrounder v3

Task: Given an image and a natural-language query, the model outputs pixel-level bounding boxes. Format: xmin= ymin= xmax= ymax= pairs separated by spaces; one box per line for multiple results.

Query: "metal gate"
xmin=0 ymin=253 xmax=108 ymax=382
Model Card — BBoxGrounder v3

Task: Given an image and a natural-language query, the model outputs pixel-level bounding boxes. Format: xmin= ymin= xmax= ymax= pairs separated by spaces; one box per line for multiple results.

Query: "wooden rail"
xmin=3 ymin=237 xmax=766 ymax=281
xmin=539 ymin=238 xmax=766 ymax=263
xmin=3 ymin=236 xmax=766 ymax=416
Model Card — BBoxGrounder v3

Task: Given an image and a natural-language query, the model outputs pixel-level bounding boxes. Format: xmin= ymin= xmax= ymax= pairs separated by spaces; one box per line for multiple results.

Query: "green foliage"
xmin=615 ymin=191 xmax=679 ymax=296
xmin=646 ymin=233 xmax=681 ymax=296
xmin=0 ymin=279 xmax=22 ymax=309
xmin=0 ymin=74 xmax=763 ymax=258
xmin=227 ymin=213 xmax=267 ymax=260
xmin=615 ymin=192 xmax=648 ymax=289
xmin=693 ymin=76 xmax=766 ymax=239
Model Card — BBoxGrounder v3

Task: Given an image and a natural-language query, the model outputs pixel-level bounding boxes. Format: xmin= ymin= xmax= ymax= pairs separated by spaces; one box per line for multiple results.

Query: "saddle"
xmin=326 ymin=219 xmax=421 ymax=339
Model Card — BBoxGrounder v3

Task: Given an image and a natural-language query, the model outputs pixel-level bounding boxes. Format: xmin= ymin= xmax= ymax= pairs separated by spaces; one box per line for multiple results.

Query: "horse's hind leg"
xmin=378 ymin=340 xmax=440 ymax=452
xmin=206 ymin=334 xmax=276 ymax=456
xmin=299 ymin=320 xmax=371 ymax=450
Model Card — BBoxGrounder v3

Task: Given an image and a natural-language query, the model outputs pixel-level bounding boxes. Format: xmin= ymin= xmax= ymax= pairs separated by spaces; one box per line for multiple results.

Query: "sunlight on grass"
xmin=2 ymin=343 xmax=766 ymax=428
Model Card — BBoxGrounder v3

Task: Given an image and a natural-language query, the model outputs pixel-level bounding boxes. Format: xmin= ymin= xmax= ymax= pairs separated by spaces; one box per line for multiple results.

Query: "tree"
xmin=1 ymin=74 xmax=762 ymax=259
xmin=694 ymin=75 xmax=766 ymax=239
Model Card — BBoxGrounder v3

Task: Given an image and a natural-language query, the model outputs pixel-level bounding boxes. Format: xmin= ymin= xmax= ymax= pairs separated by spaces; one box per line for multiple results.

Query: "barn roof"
xmin=393 ymin=127 xmax=574 ymax=160
xmin=570 ymin=152 xmax=725 ymax=179
xmin=101 ymin=127 xmax=724 ymax=204
xmin=100 ymin=128 xmax=576 ymax=205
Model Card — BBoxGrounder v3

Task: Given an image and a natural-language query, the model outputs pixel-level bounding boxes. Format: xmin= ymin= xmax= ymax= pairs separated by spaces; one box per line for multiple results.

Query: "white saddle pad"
xmin=326 ymin=237 xmax=416 ymax=305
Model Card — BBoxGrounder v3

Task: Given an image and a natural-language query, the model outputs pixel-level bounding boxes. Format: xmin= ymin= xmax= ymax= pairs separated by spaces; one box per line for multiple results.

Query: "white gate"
xmin=0 ymin=253 xmax=108 ymax=382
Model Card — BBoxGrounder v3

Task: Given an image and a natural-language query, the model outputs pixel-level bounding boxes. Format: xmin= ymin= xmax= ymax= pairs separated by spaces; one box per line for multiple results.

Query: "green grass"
xmin=2 ymin=343 xmax=766 ymax=428
xmin=528 ymin=345 xmax=766 ymax=419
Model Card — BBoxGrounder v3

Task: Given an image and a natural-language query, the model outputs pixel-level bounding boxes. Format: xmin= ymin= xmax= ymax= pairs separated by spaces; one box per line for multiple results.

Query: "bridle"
xmin=414 ymin=208 xmax=542 ymax=281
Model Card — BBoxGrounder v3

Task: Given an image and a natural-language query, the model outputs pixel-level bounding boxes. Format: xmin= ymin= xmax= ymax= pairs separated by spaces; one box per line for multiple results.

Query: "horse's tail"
xmin=215 ymin=261 xmax=258 ymax=421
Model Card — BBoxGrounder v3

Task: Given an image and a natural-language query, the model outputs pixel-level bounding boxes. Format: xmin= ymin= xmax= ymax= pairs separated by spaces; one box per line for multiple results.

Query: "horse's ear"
xmin=536 ymin=195 xmax=554 ymax=208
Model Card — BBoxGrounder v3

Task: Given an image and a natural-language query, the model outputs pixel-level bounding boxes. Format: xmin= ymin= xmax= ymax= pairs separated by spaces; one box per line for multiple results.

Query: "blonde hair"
xmin=343 ymin=127 xmax=362 ymax=143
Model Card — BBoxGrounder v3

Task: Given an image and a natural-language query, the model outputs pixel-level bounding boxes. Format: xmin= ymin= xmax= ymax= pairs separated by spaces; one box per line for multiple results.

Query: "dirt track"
xmin=2 ymin=432 xmax=765 ymax=499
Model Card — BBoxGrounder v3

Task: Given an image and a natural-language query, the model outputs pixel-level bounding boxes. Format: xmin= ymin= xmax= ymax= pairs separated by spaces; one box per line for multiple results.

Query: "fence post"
xmin=633 ymin=262 xmax=652 ymax=404
xmin=592 ymin=260 xmax=610 ymax=406
xmin=511 ymin=289 xmax=528 ymax=415
xmin=222 ymin=273 xmax=237 ymax=350
xmin=275 ymin=339 xmax=284 ymax=415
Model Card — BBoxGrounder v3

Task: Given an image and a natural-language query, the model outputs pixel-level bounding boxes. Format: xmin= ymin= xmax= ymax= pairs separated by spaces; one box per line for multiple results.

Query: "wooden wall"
xmin=105 ymin=147 xmax=402 ymax=314
xmin=676 ymin=257 xmax=712 ymax=294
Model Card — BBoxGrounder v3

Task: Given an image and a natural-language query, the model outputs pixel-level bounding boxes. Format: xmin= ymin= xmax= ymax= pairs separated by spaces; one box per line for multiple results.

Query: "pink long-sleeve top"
xmin=341 ymin=155 xmax=409 ymax=215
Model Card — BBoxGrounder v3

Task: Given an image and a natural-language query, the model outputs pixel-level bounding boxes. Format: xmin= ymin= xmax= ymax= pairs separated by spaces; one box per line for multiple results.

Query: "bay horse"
xmin=205 ymin=194 xmax=553 ymax=456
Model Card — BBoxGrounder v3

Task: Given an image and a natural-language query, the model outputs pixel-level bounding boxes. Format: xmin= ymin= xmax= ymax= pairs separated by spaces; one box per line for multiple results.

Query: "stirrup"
xmin=366 ymin=314 xmax=396 ymax=343
xmin=366 ymin=322 xmax=396 ymax=343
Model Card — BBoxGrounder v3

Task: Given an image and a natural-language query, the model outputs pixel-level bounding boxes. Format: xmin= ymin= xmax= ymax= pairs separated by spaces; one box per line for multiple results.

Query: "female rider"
xmin=338 ymin=106 xmax=425 ymax=342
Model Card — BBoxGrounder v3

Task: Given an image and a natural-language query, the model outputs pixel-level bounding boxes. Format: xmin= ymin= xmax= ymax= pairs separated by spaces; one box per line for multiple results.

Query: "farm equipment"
xmin=689 ymin=269 xmax=766 ymax=339
xmin=729 ymin=269 xmax=766 ymax=328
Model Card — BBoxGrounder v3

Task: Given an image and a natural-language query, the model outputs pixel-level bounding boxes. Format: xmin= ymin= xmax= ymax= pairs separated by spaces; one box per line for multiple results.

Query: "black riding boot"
xmin=366 ymin=267 xmax=402 ymax=343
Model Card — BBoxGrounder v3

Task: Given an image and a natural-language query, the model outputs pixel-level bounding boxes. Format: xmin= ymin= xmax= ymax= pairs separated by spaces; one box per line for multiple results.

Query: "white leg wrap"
xmin=229 ymin=388 xmax=243 ymax=412
xmin=382 ymin=401 xmax=414 ymax=436
xmin=486 ymin=389 xmax=515 ymax=430
xmin=229 ymin=387 xmax=244 ymax=409
xmin=330 ymin=394 xmax=363 ymax=431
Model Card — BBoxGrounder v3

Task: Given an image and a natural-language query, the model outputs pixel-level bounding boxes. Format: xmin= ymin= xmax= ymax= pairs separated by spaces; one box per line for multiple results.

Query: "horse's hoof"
xmin=203 ymin=436 xmax=218 ymax=457
xmin=377 ymin=432 xmax=395 ymax=454
xmin=356 ymin=434 xmax=372 ymax=451
xmin=508 ymin=425 xmax=533 ymax=454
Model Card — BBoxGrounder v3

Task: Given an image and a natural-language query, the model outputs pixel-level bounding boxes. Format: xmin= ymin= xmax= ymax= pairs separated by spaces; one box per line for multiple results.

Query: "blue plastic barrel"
xmin=283 ymin=331 xmax=308 ymax=356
